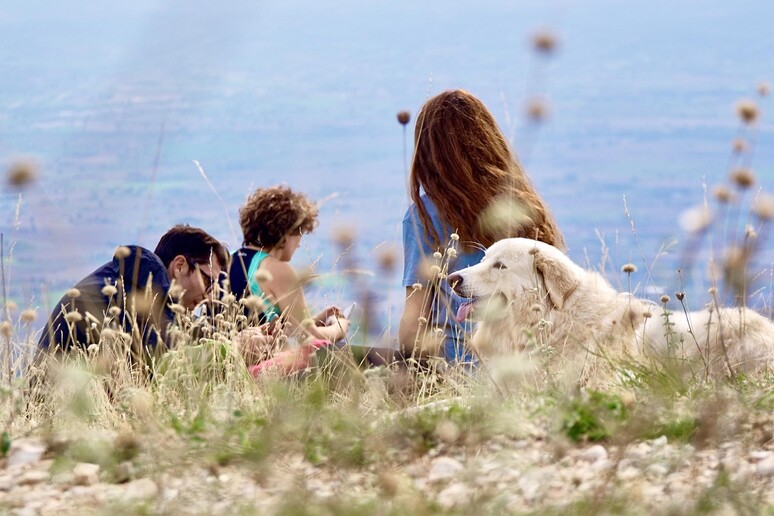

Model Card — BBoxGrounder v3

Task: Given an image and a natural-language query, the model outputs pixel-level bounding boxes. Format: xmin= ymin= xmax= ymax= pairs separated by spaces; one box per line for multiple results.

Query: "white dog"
xmin=449 ymin=238 xmax=774 ymax=379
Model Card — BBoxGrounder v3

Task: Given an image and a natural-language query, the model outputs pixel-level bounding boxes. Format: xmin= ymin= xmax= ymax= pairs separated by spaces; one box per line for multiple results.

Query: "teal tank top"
xmin=246 ymin=251 xmax=281 ymax=321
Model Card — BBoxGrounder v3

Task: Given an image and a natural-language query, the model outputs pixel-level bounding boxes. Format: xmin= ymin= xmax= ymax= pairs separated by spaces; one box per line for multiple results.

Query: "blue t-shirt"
xmin=402 ymin=195 xmax=484 ymax=362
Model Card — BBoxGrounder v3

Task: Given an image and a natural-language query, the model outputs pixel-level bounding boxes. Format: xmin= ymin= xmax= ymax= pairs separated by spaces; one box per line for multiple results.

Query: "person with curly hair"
xmin=232 ymin=185 xmax=350 ymax=345
xmin=399 ymin=89 xmax=565 ymax=363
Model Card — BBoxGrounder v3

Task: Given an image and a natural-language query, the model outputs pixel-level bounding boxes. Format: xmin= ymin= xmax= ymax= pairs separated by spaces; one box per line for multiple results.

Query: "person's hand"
xmin=314 ymin=305 xmax=342 ymax=326
xmin=326 ymin=316 xmax=350 ymax=341
xmin=235 ymin=323 xmax=283 ymax=364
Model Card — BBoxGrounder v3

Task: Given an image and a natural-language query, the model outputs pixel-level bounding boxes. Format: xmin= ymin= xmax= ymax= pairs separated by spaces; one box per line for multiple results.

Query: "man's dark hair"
xmin=154 ymin=224 xmax=228 ymax=269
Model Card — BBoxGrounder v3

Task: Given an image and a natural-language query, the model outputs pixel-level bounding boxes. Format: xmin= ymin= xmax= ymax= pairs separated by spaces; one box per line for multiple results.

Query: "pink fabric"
xmin=249 ymin=339 xmax=332 ymax=377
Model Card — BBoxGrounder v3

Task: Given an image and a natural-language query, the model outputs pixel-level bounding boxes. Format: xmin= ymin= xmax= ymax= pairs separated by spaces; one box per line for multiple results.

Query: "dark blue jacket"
xmin=38 ymin=246 xmax=174 ymax=352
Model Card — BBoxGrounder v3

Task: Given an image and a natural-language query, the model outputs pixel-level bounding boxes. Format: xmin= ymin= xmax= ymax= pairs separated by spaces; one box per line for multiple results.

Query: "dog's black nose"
xmin=447 ymin=273 xmax=463 ymax=292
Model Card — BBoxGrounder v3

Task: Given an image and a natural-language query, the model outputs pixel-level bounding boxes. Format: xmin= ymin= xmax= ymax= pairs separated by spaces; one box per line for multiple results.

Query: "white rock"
xmin=756 ymin=456 xmax=774 ymax=477
xmin=749 ymin=450 xmax=773 ymax=462
xmin=650 ymin=435 xmax=668 ymax=448
xmin=591 ymin=458 xmax=613 ymax=472
xmin=625 ymin=442 xmax=651 ymax=460
xmin=18 ymin=470 xmax=50 ymax=486
xmin=123 ymin=478 xmax=159 ymax=500
xmin=437 ymin=482 xmax=470 ymax=509
xmin=428 ymin=457 xmax=464 ymax=482
xmin=645 ymin=463 xmax=668 ymax=478
xmin=579 ymin=444 xmax=608 ymax=462
xmin=7 ymin=440 xmax=46 ymax=468
xmin=73 ymin=462 xmax=101 ymax=486
xmin=616 ymin=467 xmax=641 ymax=481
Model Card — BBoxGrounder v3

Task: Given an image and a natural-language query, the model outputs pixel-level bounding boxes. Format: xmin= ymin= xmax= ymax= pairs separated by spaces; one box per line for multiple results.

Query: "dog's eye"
xmin=492 ymin=261 xmax=507 ymax=270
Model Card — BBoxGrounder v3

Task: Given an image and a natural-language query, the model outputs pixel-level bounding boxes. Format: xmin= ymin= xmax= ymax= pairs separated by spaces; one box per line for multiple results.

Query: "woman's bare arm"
xmin=399 ymin=287 xmax=430 ymax=356
xmin=265 ymin=260 xmax=349 ymax=342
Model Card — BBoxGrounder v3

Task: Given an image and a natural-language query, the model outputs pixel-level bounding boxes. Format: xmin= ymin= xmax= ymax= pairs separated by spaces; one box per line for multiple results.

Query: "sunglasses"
xmin=186 ymin=259 xmax=216 ymax=293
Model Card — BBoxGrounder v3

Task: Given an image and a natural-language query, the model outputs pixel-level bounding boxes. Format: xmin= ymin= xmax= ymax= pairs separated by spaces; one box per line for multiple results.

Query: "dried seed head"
xmin=253 ymin=269 xmax=274 ymax=283
xmin=435 ymin=420 xmax=461 ymax=444
xmin=66 ymin=288 xmax=81 ymax=299
xmin=376 ymin=245 xmax=399 ymax=272
xmin=6 ymin=159 xmax=38 ymax=188
xmin=526 ymin=97 xmax=550 ymax=122
xmin=450 ymin=233 xmax=460 ymax=241
xmin=377 ymin=472 xmax=402 ymax=497
xmin=101 ymin=285 xmax=118 ymax=297
xmin=64 ymin=311 xmax=83 ymax=324
xmin=170 ymin=303 xmax=186 ymax=315
xmin=678 ymin=205 xmax=713 ymax=233
xmin=446 ymin=248 xmax=457 ymax=258
xmin=108 ymin=306 xmax=122 ymax=317
xmin=675 ymin=291 xmax=685 ymax=301
xmin=712 ymin=185 xmax=733 ymax=204
xmin=168 ymin=281 xmax=184 ymax=300
xmin=660 ymin=294 xmax=670 ymax=304
xmin=480 ymin=196 xmax=531 ymax=240
xmin=643 ymin=310 xmax=652 ymax=319
xmin=752 ymin=193 xmax=774 ymax=220
xmin=20 ymin=309 xmax=37 ymax=323
xmin=429 ymin=265 xmax=442 ymax=277
xmin=331 ymin=224 xmax=356 ymax=248
xmin=621 ymin=263 xmax=637 ymax=274
xmin=745 ymin=225 xmax=757 ymax=240
xmin=530 ymin=303 xmax=543 ymax=313
xmin=731 ymin=138 xmax=748 ymax=154
xmin=412 ymin=282 xmax=423 ymax=291
xmin=396 ymin=111 xmax=411 ymax=125
xmin=531 ymin=30 xmax=558 ymax=54
xmin=0 ymin=321 xmax=11 ymax=339
xmin=417 ymin=316 xmax=427 ymax=325
xmin=708 ymin=286 xmax=718 ymax=295
xmin=114 ymin=246 xmax=132 ymax=259
xmin=730 ymin=168 xmax=755 ymax=189
xmin=240 ymin=296 xmax=266 ymax=312
xmin=221 ymin=293 xmax=236 ymax=305
xmin=758 ymin=82 xmax=770 ymax=97
xmin=735 ymin=99 xmax=759 ymax=124
xmin=432 ymin=251 xmax=443 ymax=259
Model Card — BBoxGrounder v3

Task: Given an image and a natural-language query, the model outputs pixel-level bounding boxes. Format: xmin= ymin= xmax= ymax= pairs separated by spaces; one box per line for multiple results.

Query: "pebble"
xmin=756 ymin=456 xmax=774 ymax=477
xmin=73 ymin=463 xmax=101 ymax=486
xmin=122 ymin=478 xmax=159 ymax=500
xmin=7 ymin=440 xmax=46 ymax=468
xmin=428 ymin=457 xmax=464 ymax=482
xmin=578 ymin=445 xmax=608 ymax=462
xmin=437 ymin=482 xmax=470 ymax=509
xmin=645 ymin=463 xmax=668 ymax=478
xmin=749 ymin=450 xmax=772 ymax=462
xmin=18 ymin=470 xmax=51 ymax=486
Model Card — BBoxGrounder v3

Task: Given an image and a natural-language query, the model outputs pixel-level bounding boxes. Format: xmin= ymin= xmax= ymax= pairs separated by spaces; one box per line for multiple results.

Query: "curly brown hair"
xmin=239 ymin=186 xmax=319 ymax=249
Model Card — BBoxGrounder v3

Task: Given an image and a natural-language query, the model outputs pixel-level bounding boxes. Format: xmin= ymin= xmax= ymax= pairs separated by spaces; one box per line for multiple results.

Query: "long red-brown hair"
xmin=409 ymin=89 xmax=565 ymax=251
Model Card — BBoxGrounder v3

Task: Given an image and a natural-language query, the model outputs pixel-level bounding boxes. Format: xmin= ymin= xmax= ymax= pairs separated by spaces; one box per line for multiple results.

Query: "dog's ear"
xmin=532 ymin=251 xmax=579 ymax=310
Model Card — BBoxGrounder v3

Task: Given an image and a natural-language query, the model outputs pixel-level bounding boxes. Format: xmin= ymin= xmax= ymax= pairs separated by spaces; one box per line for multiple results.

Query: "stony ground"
xmin=3 ymin=417 xmax=774 ymax=515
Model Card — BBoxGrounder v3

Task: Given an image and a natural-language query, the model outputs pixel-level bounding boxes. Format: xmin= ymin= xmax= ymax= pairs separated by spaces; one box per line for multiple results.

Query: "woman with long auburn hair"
xmin=399 ymin=89 xmax=564 ymax=361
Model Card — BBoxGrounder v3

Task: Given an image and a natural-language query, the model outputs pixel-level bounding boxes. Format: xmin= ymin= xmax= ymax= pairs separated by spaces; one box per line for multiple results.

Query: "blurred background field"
xmin=1 ymin=0 xmax=773 ymax=334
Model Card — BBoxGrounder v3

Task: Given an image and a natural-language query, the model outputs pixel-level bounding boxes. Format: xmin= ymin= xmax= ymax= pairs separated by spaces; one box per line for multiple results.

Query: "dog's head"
xmin=448 ymin=238 xmax=580 ymax=321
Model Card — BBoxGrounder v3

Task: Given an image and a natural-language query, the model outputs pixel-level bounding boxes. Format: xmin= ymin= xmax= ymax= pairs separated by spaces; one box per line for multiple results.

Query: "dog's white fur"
xmin=450 ymin=238 xmax=774 ymax=378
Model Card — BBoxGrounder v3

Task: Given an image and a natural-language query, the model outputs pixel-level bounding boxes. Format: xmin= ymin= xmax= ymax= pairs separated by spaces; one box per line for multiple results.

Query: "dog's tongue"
xmin=456 ymin=302 xmax=474 ymax=323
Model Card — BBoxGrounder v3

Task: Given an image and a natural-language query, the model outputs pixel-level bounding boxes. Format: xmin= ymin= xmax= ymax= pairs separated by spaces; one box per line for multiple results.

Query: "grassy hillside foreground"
xmin=1 ymin=332 xmax=773 ymax=515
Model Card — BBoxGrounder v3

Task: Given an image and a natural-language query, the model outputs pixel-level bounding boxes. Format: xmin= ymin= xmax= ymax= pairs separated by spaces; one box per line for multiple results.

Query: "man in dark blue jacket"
xmin=38 ymin=224 xmax=229 ymax=354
